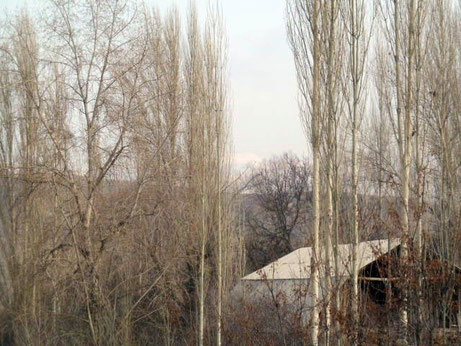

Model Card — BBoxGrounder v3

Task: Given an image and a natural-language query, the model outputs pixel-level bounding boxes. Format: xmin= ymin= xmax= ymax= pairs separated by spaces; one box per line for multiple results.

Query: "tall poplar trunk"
xmin=333 ymin=132 xmax=341 ymax=346
xmin=392 ymin=0 xmax=406 ymax=334
xmin=348 ymin=0 xmax=361 ymax=340
xmin=216 ymin=83 xmax=223 ymax=346
xmin=325 ymin=1 xmax=337 ymax=343
xmin=401 ymin=0 xmax=415 ymax=337
xmin=311 ymin=1 xmax=321 ymax=344
xmin=391 ymin=0 xmax=416 ymax=337
xmin=413 ymin=2 xmax=424 ymax=341
xmin=199 ymin=188 xmax=207 ymax=346
xmin=198 ymin=102 xmax=208 ymax=346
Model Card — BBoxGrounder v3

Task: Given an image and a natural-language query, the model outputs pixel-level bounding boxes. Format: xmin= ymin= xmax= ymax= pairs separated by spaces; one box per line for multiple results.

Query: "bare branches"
xmin=0 ymin=2 xmax=237 ymax=344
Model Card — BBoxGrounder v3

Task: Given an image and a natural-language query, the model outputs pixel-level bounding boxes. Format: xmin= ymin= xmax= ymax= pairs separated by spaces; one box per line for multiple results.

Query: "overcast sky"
xmin=1 ymin=0 xmax=307 ymax=168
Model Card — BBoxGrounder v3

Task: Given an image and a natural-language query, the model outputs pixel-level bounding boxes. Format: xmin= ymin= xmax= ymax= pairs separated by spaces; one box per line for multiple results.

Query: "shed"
xmin=233 ymin=238 xmax=461 ymax=344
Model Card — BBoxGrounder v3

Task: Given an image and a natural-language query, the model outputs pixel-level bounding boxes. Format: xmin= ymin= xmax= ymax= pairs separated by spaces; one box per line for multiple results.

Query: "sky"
xmin=1 ymin=0 xmax=307 ymax=168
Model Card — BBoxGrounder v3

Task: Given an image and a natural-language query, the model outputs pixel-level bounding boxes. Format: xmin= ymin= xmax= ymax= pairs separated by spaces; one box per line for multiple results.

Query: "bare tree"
xmin=287 ymin=0 xmax=322 ymax=343
xmin=245 ymin=153 xmax=310 ymax=270
xmin=341 ymin=0 xmax=372 ymax=341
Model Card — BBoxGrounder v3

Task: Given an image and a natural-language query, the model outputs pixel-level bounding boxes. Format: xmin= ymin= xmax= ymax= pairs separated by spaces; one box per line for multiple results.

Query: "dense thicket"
xmin=0 ymin=1 xmax=242 ymax=344
xmin=285 ymin=0 xmax=461 ymax=344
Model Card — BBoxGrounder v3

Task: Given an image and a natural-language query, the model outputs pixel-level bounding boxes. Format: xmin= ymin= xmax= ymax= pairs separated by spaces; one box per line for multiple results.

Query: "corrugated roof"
xmin=242 ymin=239 xmax=400 ymax=280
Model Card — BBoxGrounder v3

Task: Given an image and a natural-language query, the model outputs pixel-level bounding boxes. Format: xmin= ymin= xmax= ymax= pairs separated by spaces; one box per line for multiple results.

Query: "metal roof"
xmin=242 ymin=239 xmax=400 ymax=280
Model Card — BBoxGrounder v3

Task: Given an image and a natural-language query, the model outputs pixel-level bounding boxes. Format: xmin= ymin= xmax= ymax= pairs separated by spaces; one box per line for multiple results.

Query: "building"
xmin=233 ymin=239 xmax=461 ymax=344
